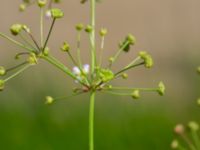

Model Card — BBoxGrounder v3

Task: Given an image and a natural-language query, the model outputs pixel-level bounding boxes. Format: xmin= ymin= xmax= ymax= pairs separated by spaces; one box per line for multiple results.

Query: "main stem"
xmin=90 ymin=0 xmax=96 ymax=74
xmin=89 ymin=92 xmax=95 ymax=150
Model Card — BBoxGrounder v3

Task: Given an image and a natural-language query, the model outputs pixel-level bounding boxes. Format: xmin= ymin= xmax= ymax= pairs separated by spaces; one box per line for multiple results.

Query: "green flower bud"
xmin=10 ymin=24 xmax=23 ymax=36
xmin=22 ymin=25 xmax=30 ymax=33
xmin=171 ymin=140 xmax=179 ymax=149
xmin=157 ymin=81 xmax=165 ymax=96
xmin=100 ymin=28 xmax=107 ymax=37
xmin=108 ymin=85 xmax=113 ymax=90
xmin=122 ymin=73 xmax=128 ymax=79
xmin=76 ymin=23 xmax=84 ymax=31
xmin=37 ymin=0 xmax=47 ymax=7
xmin=0 ymin=66 xmax=6 ymax=76
xmin=139 ymin=51 xmax=154 ymax=68
xmin=197 ymin=98 xmax=200 ymax=106
xmin=85 ymin=25 xmax=93 ymax=33
xmin=197 ymin=66 xmax=200 ymax=75
xmin=99 ymin=69 xmax=114 ymax=82
xmin=19 ymin=4 xmax=26 ymax=12
xmin=0 ymin=80 xmax=5 ymax=91
xmin=45 ymin=96 xmax=54 ymax=104
xmin=188 ymin=121 xmax=199 ymax=131
xmin=61 ymin=42 xmax=70 ymax=52
xmin=109 ymin=57 xmax=114 ymax=63
xmin=126 ymin=34 xmax=136 ymax=45
xmin=43 ymin=47 xmax=50 ymax=56
xmin=27 ymin=53 xmax=38 ymax=65
xmin=50 ymin=8 xmax=64 ymax=19
xmin=131 ymin=90 xmax=140 ymax=99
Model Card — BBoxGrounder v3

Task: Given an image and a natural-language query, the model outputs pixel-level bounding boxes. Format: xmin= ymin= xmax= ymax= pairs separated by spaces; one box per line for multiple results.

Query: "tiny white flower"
xmin=83 ymin=64 xmax=90 ymax=74
xmin=45 ymin=10 xmax=52 ymax=19
xmin=73 ymin=66 xmax=81 ymax=75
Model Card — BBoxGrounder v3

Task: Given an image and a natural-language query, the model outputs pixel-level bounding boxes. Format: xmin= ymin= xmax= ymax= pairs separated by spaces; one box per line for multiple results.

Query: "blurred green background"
xmin=0 ymin=0 xmax=200 ymax=149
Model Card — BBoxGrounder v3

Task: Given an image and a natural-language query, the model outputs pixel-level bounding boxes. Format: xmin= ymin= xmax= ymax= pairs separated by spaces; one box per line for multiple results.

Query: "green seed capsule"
xmin=131 ymin=90 xmax=140 ymax=99
xmin=76 ymin=23 xmax=84 ymax=31
xmin=45 ymin=96 xmax=54 ymax=104
xmin=50 ymin=8 xmax=64 ymax=19
xmin=100 ymin=28 xmax=107 ymax=37
xmin=10 ymin=24 xmax=23 ymax=36
xmin=0 ymin=66 xmax=6 ymax=76
xmin=85 ymin=25 xmax=93 ymax=33
xmin=61 ymin=42 xmax=70 ymax=52
xmin=157 ymin=81 xmax=165 ymax=96
xmin=37 ymin=0 xmax=47 ymax=7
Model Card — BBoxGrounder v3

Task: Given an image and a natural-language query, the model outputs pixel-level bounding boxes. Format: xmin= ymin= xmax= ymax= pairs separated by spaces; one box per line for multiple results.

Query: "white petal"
xmin=83 ymin=64 xmax=90 ymax=74
xmin=73 ymin=66 xmax=81 ymax=75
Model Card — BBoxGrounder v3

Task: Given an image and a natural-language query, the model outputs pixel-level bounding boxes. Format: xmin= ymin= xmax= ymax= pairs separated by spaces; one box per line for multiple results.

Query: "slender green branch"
xmin=67 ymin=51 xmax=79 ymax=66
xmin=115 ymin=62 xmax=145 ymax=77
xmin=27 ymin=32 xmax=41 ymax=51
xmin=109 ymin=40 xmax=129 ymax=67
xmin=0 ymin=32 xmax=34 ymax=52
xmin=105 ymin=87 xmax=158 ymax=91
xmin=42 ymin=55 xmax=76 ymax=80
xmin=77 ymin=31 xmax=83 ymax=67
xmin=40 ymin=7 xmax=44 ymax=47
xmin=19 ymin=33 xmax=37 ymax=50
xmin=6 ymin=61 xmax=28 ymax=72
xmin=99 ymin=36 xmax=105 ymax=67
xmin=43 ymin=18 xmax=56 ymax=51
xmin=103 ymin=90 xmax=131 ymax=96
xmin=89 ymin=91 xmax=95 ymax=150
xmin=4 ymin=64 xmax=31 ymax=82
xmin=125 ymin=56 xmax=141 ymax=68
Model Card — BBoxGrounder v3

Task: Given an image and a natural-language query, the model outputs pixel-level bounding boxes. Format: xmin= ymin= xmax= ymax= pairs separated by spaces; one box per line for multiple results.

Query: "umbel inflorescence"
xmin=0 ymin=0 xmax=165 ymax=99
xmin=0 ymin=0 xmax=165 ymax=149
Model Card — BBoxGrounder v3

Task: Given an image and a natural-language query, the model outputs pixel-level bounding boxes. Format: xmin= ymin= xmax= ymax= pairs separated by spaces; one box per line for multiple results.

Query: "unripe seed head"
xmin=157 ymin=81 xmax=165 ymax=96
xmin=45 ymin=96 xmax=54 ymax=104
xmin=85 ymin=25 xmax=93 ymax=33
xmin=0 ymin=66 xmax=6 ymax=76
xmin=50 ymin=8 xmax=64 ymax=19
xmin=131 ymin=90 xmax=140 ymax=99
xmin=100 ymin=28 xmax=107 ymax=37
xmin=188 ymin=121 xmax=199 ymax=131
xmin=61 ymin=42 xmax=70 ymax=52
xmin=10 ymin=24 xmax=23 ymax=36
xmin=76 ymin=23 xmax=84 ymax=31
xmin=37 ymin=0 xmax=47 ymax=7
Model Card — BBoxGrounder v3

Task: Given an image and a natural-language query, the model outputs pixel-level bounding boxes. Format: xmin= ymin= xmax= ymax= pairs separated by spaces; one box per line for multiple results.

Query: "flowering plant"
xmin=0 ymin=0 xmax=165 ymax=149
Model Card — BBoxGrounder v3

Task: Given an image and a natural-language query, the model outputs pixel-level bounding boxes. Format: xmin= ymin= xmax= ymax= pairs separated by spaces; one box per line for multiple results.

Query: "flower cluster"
xmin=171 ymin=122 xmax=200 ymax=150
xmin=0 ymin=1 xmax=166 ymax=149
xmin=0 ymin=0 xmax=165 ymax=103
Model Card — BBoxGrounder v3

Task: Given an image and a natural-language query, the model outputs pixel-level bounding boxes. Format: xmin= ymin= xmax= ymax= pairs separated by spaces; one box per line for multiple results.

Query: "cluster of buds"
xmin=171 ymin=122 xmax=200 ymax=150
xmin=0 ymin=0 xmax=165 ymax=104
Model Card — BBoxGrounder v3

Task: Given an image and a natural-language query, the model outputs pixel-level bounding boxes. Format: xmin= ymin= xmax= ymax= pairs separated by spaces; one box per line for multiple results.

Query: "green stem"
xmin=114 ymin=62 xmax=145 ymax=77
xmin=0 ymin=32 xmax=34 ymax=52
xmin=40 ymin=7 xmax=44 ymax=47
xmin=89 ymin=91 xmax=95 ymax=150
xmin=109 ymin=41 xmax=130 ymax=67
xmin=99 ymin=36 xmax=105 ymax=67
xmin=4 ymin=64 xmax=31 ymax=82
xmin=42 ymin=55 xmax=76 ymax=80
xmin=19 ymin=33 xmax=37 ymax=50
xmin=77 ymin=31 xmax=83 ymax=67
xmin=107 ymin=87 xmax=158 ymax=91
xmin=191 ymin=130 xmax=200 ymax=150
xmin=43 ymin=18 xmax=56 ymax=51
xmin=6 ymin=61 xmax=28 ymax=72
xmin=90 ymin=0 xmax=96 ymax=74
